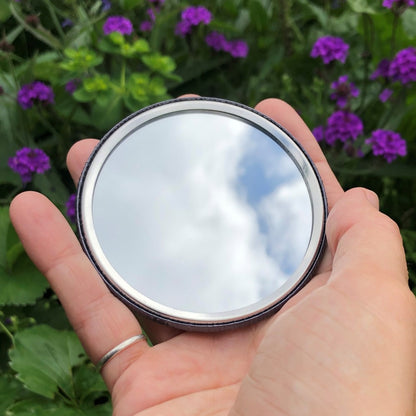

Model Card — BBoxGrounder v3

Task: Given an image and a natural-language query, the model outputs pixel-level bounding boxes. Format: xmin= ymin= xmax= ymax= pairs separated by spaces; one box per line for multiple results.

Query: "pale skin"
xmin=9 ymin=98 xmax=416 ymax=415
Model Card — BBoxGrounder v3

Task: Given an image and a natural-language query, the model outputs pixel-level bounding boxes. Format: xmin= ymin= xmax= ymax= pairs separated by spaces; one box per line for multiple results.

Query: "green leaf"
xmin=127 ymin=73 xmax=167 ymax=105
xmin=73 ymin=87 xmax=96 ymax=103
xmin=108 ymin=31 xmax=125 ymax=46
xmin=297 ymin=0 xmax=327 ymax=27
xmin=60 ymin=48 xmax=103 ymax=73
xmin=9 ymin=325 xmax=86 ymax=400
xmin=402 ymin=9 xmax=416 ymax=38
xmin=97 ymin=37 xmax=121 ymax=54
xmin=73 ymin=364 xmax=107 ymax=404
xmin=0 ymin=0 xmax=11 ymax=22
xmin=119 ymin=0 xmax=145 ymax=9
xmin=0 ymin=206 xmax=10 ymax=268
xmin=0 ymin=373 xmax=23 ymax=415
xmin=83 ymin=74 xmax=110 ymax=93
xmin=248 ymin=0 xmax=268 ymax=32
xmin=122 ymin=39 xmax=150 ymax=57
xmin=141 ymin=53 xmax=176 ymax=74
xmin=0 ymin=253 xmax=49 ymax=306
xmin=6 ymin=398 xmax=81 ymax=416
xmin=347 ymin=0 xmax=379 ymax=14
xmin=0 ymin=207 xmax=48 ymax=306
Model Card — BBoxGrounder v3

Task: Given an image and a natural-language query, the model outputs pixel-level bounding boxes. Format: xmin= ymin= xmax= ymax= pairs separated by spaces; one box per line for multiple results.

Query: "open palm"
xmin=10 ymin=99 xmax=415 ymax=416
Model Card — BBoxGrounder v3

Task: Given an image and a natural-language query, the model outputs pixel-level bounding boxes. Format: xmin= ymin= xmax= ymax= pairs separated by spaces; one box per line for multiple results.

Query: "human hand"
xmin=10 ymin=98 xmax=416 ymax=415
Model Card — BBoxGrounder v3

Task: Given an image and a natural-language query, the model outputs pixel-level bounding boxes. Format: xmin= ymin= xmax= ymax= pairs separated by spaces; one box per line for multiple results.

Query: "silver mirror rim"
xmin=77 ymin=97 xmax=327 ymax=329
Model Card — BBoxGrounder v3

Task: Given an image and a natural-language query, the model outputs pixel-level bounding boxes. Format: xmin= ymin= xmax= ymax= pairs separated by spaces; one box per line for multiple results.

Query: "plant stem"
xmin=43 ymin=0 xmax=66 ymax=40
xmin=121 ymin=60 xmax=126 ymax=91
xmin=0 ymin=320 xmax=14 ymax=345
xmin=9 ymin=3 xmax=62 ymax=50
xmin=359 ymin=13 xmax=373 ymax=112
xmin=391 ymin=13 xmax=399 ymax=56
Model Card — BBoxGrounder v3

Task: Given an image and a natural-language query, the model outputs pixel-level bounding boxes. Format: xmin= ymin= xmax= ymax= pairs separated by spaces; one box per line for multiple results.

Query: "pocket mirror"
xmin=77 ymin=98 xmax=327 ymax=331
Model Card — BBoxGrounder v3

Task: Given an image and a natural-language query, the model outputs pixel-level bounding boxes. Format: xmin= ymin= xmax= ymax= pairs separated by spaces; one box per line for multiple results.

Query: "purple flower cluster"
xmin=140 ymin=0 xmax=165 ymax=33
xmin=101 ymin=0 xmax=111 ymax=11
xmin=379 ymin=88 xmax=393 ymax=102
xmin=140 ymin=21 xmax=153 ymax=32
xmin=325 ymin=111 xmax=363 ymax=145
xmin=206 ymin=31 xmax=249 ymax=58
xmin=17 ymin=81 xmax=54 ymax=109
xmin=65 ymin=79 xmax=80 ymax=94
xmin=175 ymin=6 xmax=212 ymax=37
xmin=330 ymin=75 xmax=359 ymax=108
xmin=389 ymin=47 xmax=416 ymax=84
xmin=370 ymin=59 xmax=391 ymax=80
xmin=61 ymin=19 xmax=73 ymax=28
xmin=310 ymin=36 xmax=349 ymax=64
xmin=66 ymin=194 xmax=77 ymax=223
xmin=382 ymin=0 xmax=414 ymax=9
xmin=312 ymin=126 xmax=325 ymax=142
xmin=365 ymin=129 xmax=407 ymax=162
xmin=8 ymin=147 xmax=50 ymax=183
xmin=103 ymin=16 xmax=133 ymax=35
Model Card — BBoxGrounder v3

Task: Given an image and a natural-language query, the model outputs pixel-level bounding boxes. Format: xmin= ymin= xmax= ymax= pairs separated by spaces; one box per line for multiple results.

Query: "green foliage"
xmin=6 ymin=325 xmax=110 ymax=413
xmin=9 ymin=325 xmax=86 ymax=399
xmin=0 ymin=0 xmax=415 ymax=414
xmin=0 ymin=208 xmax=48 ymax=306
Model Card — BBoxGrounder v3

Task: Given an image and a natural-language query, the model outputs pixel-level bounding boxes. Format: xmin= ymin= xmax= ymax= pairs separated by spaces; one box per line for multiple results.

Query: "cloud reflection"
xmin=93 ymin=112 xmax=312 ymax=313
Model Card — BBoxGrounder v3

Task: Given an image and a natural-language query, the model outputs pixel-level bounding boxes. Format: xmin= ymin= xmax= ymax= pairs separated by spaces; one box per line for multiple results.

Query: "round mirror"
xmin=77 ymin=98 xmax=327 ymax=330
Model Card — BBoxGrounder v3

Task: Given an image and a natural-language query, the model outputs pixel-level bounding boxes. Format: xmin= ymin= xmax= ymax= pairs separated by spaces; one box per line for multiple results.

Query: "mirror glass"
xmin=91 ymin=111 xmax=313 ymax=314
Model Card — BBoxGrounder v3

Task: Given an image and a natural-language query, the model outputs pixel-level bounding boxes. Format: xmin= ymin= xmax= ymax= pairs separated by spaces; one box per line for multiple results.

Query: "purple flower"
xmin=205 ymin=31 xmax=249 ymax=58
xmin=147 ymin=8 xmax=156 ymax=22
xmin=17 ymin=81 xmax=54 ymax=109
xmin=66 ymin=194 xmax=77 ymax=223
xmin=175 ymin=20 xmax=192 ymax=37
xmin=65 ymin=79 xmax=79 ymax=94
xmin=8 ymin=147 xmax=51 ymax=183
xmin=61 ymin=19 xmax=73 ymax=28
xmin=330 ymin=75 xmax=359 ymax=108
xmin=103 ymin=16 xmax=133 ymax=35
xmin=205 ymin=31 xmax=227 ymax=51
xmin=382 ymin=0 xmax=414 ymax=9
xmin=388 ymin=47 xmax=416 ymax=84
xmin=140 ymin=21 xmax=153 ymax=32
xmin=224 ymin=39 xmax=249 ymax=58
xmin=365 ymin=129 xmax=407 ymax=162
xmin=181 ymin=6 xmax=212 ymax=25
xmin=101 ymin=0 xmax=111 ymax=11
xmin=312 ymin=126 xmax=326 ymax=142
xmin=325 ymin=110 xmax=363 ymax=145
xmin=370 ymin=59 xmax=391 ymax=80
xmin=379 ymin=88 xmax=393 ymax=102
xmin=310 ymin=36 xmax=349 ymax=64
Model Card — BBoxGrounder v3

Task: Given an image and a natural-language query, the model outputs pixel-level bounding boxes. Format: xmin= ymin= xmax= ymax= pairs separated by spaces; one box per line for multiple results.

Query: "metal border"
xmin=77 ymin=97 xmax=327 ymax=330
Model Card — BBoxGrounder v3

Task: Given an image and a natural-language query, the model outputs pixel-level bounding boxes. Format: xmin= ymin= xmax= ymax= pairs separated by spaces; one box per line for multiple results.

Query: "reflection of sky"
xmin=93 ymin=112 xmax=312 ymax=313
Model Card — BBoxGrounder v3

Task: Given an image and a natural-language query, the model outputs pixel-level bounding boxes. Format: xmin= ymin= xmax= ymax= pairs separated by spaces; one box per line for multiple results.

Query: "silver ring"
xmin=97 ymin=334 xmax=146 ymax=372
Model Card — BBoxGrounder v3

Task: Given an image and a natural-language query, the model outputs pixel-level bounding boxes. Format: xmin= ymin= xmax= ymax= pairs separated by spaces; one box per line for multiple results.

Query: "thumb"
xmin=326 ymin=187 xmax=408 ymax=289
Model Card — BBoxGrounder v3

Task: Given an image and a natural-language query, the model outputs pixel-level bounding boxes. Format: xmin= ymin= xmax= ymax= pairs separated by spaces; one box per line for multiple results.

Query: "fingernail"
xmin=364 ymin=189 xmax=379 ymax=209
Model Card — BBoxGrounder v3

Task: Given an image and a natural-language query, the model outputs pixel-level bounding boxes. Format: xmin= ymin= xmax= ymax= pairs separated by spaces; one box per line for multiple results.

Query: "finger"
xmin=9 ymin=191 xmax=149 ymax=389
xmin=326 ymin=187 xmax=408 ymax=289
xmin=255 ymin=98 xmax=344 ymax=210
xmin=178 ymin=93 xmax=200 ymax=98
xmin=67 ymin=139 xmax=99 ymax=186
